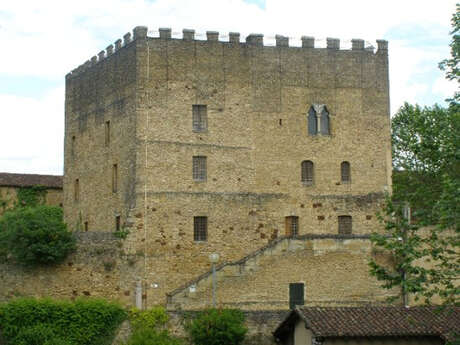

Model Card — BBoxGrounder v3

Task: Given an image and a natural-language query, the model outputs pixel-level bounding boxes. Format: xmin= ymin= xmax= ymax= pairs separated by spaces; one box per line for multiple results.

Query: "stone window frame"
xmin=285 ymin=216 xmax=299 ymax=236
xmin=193 ymin=216 xmax=208 ymax=242
xmin=308 ymin=104 xmax=330 ymax=136
xmin=115 ymin=215 xmax=121 ymax=232
xmin=289 ymin=282 xmax=305 ymax=310
xmin=71 ymin=135 xmax=76 ymax=158
xmin=341 ymin=161 xmax=351 ymax=183
xmin=338 ymin=215 xmax=352 ymax=234
xmin=301 ymin=160 xmax=314 ymax=185
xmin=193 ymin=156 xmax=207 ymax=182
xmin=192 ymin=105 xmax=208 ymax=132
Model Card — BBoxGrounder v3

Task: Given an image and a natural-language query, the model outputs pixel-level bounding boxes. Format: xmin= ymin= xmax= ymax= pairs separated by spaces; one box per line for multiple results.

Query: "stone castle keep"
xmin=1 ymin=26 xmax=394 ymax=310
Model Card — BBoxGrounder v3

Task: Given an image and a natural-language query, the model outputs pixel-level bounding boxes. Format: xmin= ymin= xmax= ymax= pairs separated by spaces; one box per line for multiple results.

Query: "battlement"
xmin=66 ymin=26 xmax=388 ymax=80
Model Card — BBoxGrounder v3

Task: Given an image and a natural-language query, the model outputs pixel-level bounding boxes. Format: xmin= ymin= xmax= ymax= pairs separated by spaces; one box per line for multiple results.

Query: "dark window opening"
xmin=338 ymin=215 xmax=352 ymax=234
xmin=193 ymin=105 xmax=207 ymax=132
xmin=341 ymin=161 xmax=351 ymax=183
xmin=285 ymin=216 xmax=299 ymax=236
xmin=84 ymin=221 xmax=88 ymax=232
xmin=105 ymin=121 xmax=110 ymax=146
xmin=193 ymin=156 xmax=207 ymax=181
xmin=320 ymin=107 xmax=330 ymax=135
xmin=301 ymin=160 xmax=314 ymax=185
xmin=289 ymin=283 xmax=304 ymax=309
xmin=74 ymin=179 xmax=79 ymax=202
xmin=194 ymin=216 xmax=207 ymax=241
xmin=115 ymin=216 xmax=121 ymax=232
xmin=308 ymin=106 xmax=317 ymax=135
xmin=112 ymin=164 xmax=118 ymax=193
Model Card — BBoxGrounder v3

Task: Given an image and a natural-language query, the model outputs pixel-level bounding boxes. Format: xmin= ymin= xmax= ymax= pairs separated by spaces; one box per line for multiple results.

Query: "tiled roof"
xmin=0 ymin=172 xmax=63 ymax=189
xmin=274 ymin=306 xmax=459 ymax=342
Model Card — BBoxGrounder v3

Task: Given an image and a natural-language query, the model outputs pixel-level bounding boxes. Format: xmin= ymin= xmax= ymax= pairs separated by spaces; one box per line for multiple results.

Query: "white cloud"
xmin=432 ymin=76 xmax=458 ymax=102
xmin=0 ymin=0 xmax=457 ymax=173
xmin=0 ymin=88 xmax=64 ymax=175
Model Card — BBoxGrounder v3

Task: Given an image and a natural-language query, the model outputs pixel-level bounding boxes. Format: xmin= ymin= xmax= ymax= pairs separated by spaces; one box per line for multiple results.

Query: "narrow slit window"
xmin=193 ymin=156 xmax=207 ymax=181
xmin=115 ymin=215 xmax=121 ymax=232
xmin=341 ymin=161 xmax=351 ymax=183
xmin=74 ymin=179 xmax=80 ymax=202
xmin=301 ymin=161 xmax=314 ymax=185
xmin=194 ymin=216 xmax=207 ymax=241
xmin=338 ymin=215 xmax=352 ymax=234
xmin=285 ymin=216 xmax=299 ymax=236
xmin=71 ymin=135 xmax=76 ymax=157
xmin=112 ymin=164 xmax=118 ymax=193
xmin=289 ymin=283 xmax=305 ymax=309
xmin=84 ymin=221 xmax=88 ymax=232
xmin=105 ymin=121 xmax=110 ymax=146
xmin=192 ymin=105 xmax=207 ymax=132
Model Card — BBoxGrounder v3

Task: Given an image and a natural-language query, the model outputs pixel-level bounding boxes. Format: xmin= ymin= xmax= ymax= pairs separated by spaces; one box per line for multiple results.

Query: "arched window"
xmin=320 ymin=106 xmax=330 ymax=135
xmin=308 ymin=106 xmax=317 ymax=135
xmin=301 ymin=160 xmax=314 ymax=185
xmin=341 ymin=161 xmax=351 ymax=183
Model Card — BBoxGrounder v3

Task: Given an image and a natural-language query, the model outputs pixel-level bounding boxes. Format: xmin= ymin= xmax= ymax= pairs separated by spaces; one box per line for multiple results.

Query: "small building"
xmin=273 ymin=306 xmax=459 ymax=345
xmin=0 ymin=172 xmax=63 ymax=214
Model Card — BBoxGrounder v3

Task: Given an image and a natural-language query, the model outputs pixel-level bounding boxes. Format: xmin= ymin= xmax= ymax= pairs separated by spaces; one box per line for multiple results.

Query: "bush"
xmin=186 ymin=309 xmax=247 ymax=345
xmin=0 ymin=206 xmax=76 ymax=265
xmin=124 ymin=307 xmax=182 ymax=345
xmin=0 ymin=298 xmax=127 ymax=345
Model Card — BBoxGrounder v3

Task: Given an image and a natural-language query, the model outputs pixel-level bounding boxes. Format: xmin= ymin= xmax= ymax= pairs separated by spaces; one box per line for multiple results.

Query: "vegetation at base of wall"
xmin=0 ymin=206 xmax=76 ymax=266
xmin=123 ymin=307 xmax=182 ymax=345
xmin=0 ymin=298 xmax=127 ymax=345
xmin=185 ymin=309 xmax=247 ymax=345
xmin=16 ymin=186 xmax=48 ymax=208
xmin=114 ymin=227 xmax=130 ymax=239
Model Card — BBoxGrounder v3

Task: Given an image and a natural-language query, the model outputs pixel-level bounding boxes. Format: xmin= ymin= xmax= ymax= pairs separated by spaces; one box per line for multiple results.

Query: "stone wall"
xmin=0 ymin=186 xmax=63 ymax=216
xmin=58 ymin=26 xmax=393 ymax=309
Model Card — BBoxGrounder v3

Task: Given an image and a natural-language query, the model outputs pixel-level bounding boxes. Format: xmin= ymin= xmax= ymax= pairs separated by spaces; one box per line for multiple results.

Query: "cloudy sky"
xmin=0 ymin=0 xmax=457 ymax=175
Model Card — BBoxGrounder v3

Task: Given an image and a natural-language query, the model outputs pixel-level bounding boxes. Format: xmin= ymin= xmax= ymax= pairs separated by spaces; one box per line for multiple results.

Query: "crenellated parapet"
xmin=66 ymin=25 xmax=388 ymax=80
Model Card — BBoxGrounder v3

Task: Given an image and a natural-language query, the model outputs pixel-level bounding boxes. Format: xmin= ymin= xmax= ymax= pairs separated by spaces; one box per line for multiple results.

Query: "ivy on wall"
xmin=16 ymin=186 xmax=47 ymax=208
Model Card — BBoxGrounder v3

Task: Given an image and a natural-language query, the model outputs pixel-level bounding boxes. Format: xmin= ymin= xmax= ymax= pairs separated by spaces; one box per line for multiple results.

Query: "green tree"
xmin=369 ymin=5 xmax=460 ymax=307
xmin=0 ymin=206 xmax=76 ymax=265
xmin=186 ymin=309 xmax=247 ymax=345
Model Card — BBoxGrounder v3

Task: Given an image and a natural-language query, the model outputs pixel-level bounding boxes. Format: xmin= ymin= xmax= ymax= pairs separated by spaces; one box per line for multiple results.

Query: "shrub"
xmin=129 ymin=306 xmax=169 ymax=331
xmin=186 ymin=309 xmax=247 ymax=345
xmin=124 ymin=307 xmax=182 ymax=345
xmin=0 ymin=298 xmax=127 ymax=345
xmin=0 ymin=206 xmax=76 ymax=265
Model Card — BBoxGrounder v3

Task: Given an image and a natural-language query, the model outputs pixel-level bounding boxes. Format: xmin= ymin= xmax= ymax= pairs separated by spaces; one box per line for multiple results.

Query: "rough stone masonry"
xmin=0 ymin=26 xmax=394 ymax=311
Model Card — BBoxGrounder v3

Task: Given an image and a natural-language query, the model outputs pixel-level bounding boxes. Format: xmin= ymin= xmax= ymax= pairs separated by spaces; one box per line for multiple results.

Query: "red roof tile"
xmin=0 ymin=172 xmax=63 ymax=189
xmin=275 ymin=306 xmax=459 ymax=342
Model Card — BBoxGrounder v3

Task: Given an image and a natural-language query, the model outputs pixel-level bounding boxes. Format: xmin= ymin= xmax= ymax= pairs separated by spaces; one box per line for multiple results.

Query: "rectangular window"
xmin=193 ymin=156 xmax=207 ymax=181
xmin=112 ymin=164 xmax=118 ymax=193
xmin=192 ymin=105 xmax=207 ymax=132
xmin=115 ymin=215 xmax=121 ymax=232
xmin=194 ymin=216 xmax=207 ymax=241
xmin=285 ymin=216 xmax=299 ymax=236
xmin=338 ymin=215 xmax=352 ymax=234
xmin=289 ymin=283 xmax=305 ymax=309
xmin=84 ymin=221 xmax=88 ymax=232
xmin=105 ymin=121 xmax=110 ymax=146
xmin=74 ymin=179 xmax=79 ymax=202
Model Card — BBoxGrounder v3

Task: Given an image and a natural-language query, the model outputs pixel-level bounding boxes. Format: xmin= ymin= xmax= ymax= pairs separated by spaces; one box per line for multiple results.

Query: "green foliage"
xmin=0 ymin=206 xmax=76 ymax=265
xmin=123 ymin=307 xmax=181 ymax=345
xmin=16 ymin=186 xmax=47 ymax=208
xmin=129 ymin=306 xmax=169 ymax=331
xmin=391 ymin=103 xmax=460 ymax=225
xmin=185 ymin=309 xmax=247 ymax=345
xmin=439 ymin=3 xmax=459 ymax=103
xmin=0 ymin=298 xmax=127 ymax=345
xmin=123 ymin=329 xmax=182 ymax=345
xmin=114 ymin=227 xmax=130 ymax=239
